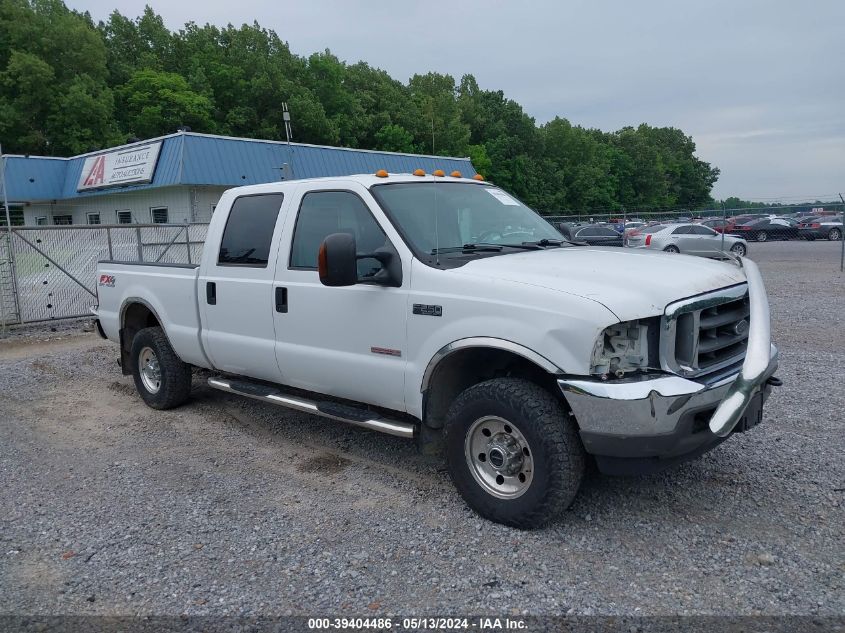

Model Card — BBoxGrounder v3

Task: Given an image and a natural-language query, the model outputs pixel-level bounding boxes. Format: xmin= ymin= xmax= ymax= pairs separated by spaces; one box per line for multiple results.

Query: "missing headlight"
xmin=590 ymin=319 xmax=653 ymax=378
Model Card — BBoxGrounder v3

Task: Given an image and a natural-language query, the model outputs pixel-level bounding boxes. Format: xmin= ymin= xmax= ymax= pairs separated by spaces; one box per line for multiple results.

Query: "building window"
xmin=0 ymin=207 xmax=24 ymax=226
xmin=117 ymin=211 xmax=132 ymax=224
xmin=35 ymin=216 xmax=48 ymax=226
xmin=53 ymin=215 xmax=73 ymax=225
xmin=87 ymin=212 xmax=101 ymax=225
xmin=151 ymin=207 xmax=168 ymax=224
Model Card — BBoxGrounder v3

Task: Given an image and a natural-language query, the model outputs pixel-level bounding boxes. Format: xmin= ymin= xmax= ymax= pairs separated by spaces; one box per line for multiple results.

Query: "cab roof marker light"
xmin=375 ymin=169 xmax=389 ymax=178
xmin=413 ymin=169 xmax=426 ymax=176
xmin=450 ymin=170 xmax=462 ymax=178
xmin=433 ymin=169 xmax=445 ymax=177
xmin=473 ymin=174 xmax=484 ymax=181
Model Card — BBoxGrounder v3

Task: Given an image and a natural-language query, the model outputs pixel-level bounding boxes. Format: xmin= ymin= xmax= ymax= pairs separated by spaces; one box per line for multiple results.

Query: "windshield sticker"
xmin=485 ymin=189 xmax=520 ymax=206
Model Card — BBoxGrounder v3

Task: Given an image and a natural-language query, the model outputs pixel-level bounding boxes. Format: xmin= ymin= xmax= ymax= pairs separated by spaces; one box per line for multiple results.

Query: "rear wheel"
xmin=756 ymin=231 xmax=768 ymax=242
xmin=663 ymin=245 xmax=680 ymax=253
xmin=444 ymin=378 xmax=586 ymax=528
xmin=828 ymin=228 xmax=842 ymax=241
xmin=130 ymin=327 xmax=192 ymax=409
xmin=730 ymin=242 xmax=747 ymax=257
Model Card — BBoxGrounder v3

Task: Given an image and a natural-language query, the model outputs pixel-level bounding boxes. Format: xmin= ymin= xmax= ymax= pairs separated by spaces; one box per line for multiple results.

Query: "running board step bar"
xmin=207 ymin=377 xmax=416 ymax=439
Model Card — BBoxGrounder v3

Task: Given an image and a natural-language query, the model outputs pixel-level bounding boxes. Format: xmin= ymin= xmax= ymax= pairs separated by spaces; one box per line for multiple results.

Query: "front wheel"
xmin=130 ymin=327 xmax=192 ymax=409
xmin=444 ymin=378 xmax=586 ymax=528
xmin=828 ymin=228 xmax=842 ymax=241
xmin=730 ymin=243 xmax=747 ymax=257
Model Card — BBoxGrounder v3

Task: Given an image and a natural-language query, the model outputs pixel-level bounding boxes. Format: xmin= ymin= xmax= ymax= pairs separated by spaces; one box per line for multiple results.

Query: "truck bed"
xmin=95 ymin=260 xmax=209 ymax=368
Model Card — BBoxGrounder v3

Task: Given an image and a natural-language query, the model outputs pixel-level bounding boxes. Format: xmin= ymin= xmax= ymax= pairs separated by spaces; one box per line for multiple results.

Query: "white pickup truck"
xmin=94 ymin=172 xmax=780 ymax=528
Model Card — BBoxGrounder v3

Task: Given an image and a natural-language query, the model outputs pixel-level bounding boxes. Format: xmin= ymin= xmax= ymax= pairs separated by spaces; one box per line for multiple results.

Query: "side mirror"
xmin=318 ymin=233 xmax=358 ymax=287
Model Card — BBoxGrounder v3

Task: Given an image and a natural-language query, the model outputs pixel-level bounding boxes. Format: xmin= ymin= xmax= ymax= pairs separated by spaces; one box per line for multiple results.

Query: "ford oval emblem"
xmin=733 ymin=319 xmax=749 ymax=336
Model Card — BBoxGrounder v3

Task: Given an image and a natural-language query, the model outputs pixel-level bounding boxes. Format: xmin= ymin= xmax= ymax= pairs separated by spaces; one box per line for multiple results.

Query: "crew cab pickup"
xmin=94 ymin=173 xmax=780 ymax=527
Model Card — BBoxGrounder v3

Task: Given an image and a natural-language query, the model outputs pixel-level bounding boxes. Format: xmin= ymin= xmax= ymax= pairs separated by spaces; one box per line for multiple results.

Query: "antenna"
xmin=433 ymin=170 xmax=440 ymax=266
xmin=282 ymin=102 xmax=295 ymax=179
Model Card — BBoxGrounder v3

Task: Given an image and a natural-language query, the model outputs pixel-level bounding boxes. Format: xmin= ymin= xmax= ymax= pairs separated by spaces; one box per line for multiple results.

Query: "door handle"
xmin=206 ymin=281 xmax=216 ymax=305
xmin=275 ymin=287 xmax=288 ymax=313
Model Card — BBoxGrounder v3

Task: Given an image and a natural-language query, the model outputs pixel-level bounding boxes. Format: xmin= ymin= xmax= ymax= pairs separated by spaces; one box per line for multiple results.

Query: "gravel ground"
xmin=0 ymin=241 xmax=843 ymax=619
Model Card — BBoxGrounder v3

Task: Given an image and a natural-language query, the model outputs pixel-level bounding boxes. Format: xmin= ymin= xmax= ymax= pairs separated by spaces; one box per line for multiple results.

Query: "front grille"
xmin=661 ymin=285 xmax=750 ymax=379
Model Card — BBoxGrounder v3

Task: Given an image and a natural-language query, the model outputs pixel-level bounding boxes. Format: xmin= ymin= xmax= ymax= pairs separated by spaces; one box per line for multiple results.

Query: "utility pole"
xmin=0 ymin=142 xmax=21 ymax=325
xmin=839 ymin=193 xmax=844 ymax=272
xmin=720 ymin=201 xmax=726 ymax=255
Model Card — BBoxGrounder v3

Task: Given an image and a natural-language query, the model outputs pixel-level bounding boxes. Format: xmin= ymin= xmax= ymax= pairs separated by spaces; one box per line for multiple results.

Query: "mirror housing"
xmin=318 ymin=233 xmax=403 ymax=288
xmin=318 ymin=233 xmax=358 ymax=286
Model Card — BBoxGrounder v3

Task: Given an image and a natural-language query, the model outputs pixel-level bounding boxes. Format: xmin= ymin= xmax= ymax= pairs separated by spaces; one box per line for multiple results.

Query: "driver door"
xmin=272 ymin=186 xmax=409 ymax=411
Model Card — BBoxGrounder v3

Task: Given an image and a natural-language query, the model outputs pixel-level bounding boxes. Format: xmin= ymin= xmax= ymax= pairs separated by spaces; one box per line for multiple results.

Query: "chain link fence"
xmin=0 ymin=202 xmax=842 ymax=332
xmin=0 ymin=223 xmax=208 ymax=327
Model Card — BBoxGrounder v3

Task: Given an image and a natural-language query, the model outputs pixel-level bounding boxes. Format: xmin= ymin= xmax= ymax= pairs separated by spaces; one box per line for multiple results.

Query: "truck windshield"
xmin=371 ymin=182 xmax=565 ymax=260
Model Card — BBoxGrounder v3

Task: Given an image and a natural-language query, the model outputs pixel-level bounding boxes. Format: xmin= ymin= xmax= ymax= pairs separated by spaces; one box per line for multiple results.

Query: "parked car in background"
xmin=798 ymin=216 xmax=843 ymax=241
xmin=627 ymin=223 xmax=748 ymax=257
xmin=556 ymin=223 xmax=624 ymax=246
xmin=702 ymin=219 xmax=729 ymax=233
xmin=729 ymin=218 xmax=798 ymax=242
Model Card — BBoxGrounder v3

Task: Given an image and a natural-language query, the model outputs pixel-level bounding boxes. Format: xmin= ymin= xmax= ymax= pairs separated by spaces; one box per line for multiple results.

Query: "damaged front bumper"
xmin=558 ymin=258 xmax=780 ymax=475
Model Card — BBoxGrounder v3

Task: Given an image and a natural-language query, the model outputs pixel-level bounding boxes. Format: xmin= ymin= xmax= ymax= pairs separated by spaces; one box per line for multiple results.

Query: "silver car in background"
xmin=627 ymin=223 xmax=748 ymax=257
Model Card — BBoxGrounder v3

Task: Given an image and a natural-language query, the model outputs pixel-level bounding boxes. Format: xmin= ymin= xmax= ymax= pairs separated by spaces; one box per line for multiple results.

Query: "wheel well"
xmin=422 ymin=347 xmax=560 ymax=430
xmin=119 ymin=302 xmax=161 ymax=374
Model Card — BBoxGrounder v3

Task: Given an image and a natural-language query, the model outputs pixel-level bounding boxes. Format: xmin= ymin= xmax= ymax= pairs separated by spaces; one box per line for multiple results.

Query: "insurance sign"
xmin=77 ymin=141 xmax=162 ymax=191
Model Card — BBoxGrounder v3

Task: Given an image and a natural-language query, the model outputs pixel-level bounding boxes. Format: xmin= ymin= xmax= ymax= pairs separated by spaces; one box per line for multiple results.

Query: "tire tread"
xmin=131 ymin=327 xmax=192 ymax=410
xmin=444 ymin=378 xmax=585 ymax=528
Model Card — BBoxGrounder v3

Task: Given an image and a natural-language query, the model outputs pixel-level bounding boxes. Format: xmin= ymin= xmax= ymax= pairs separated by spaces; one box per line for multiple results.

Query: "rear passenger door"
xmin=669 ymin=225 xmax=693 ymax=251
xmin=198 ymin=192 xmax=288 ymax=382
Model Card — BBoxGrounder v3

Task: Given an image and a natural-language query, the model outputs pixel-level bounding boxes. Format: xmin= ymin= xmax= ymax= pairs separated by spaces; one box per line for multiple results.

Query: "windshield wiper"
xmin=516 ymin=238 xmax=566 ymax=249
xmin=431 ymin=243 xmax=504 ymax=254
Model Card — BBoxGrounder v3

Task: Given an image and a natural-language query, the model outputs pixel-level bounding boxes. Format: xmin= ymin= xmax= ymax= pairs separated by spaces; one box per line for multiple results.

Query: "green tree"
xmin=0 ymin=0 xmax=722 ymax=210
xmin=116 ymin=69 xmax=214 ymax=138
xmin=0 ymin=0 xmax=119 ymax=154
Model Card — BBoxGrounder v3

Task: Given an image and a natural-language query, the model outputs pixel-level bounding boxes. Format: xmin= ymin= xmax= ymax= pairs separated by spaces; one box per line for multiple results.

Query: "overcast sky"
xmin=68 ymin=0 xmax=844 ymax=201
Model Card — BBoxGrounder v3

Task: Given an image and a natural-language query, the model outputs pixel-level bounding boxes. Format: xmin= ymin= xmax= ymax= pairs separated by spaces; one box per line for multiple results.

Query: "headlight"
xmin=590 ymin=318 xmax=656 ymax=377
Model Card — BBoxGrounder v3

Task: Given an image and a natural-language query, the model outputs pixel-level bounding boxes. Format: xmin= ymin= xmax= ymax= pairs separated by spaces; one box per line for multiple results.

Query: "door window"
xmin=689 ymin=225 xmax=716 ymax=235
xmin=218 ymin=193 xmax=284 ymax=267
xmin=290 ymin=191 xmax=388 ymax=277
xmin=672 ymin=226 xmax=691 ymax=235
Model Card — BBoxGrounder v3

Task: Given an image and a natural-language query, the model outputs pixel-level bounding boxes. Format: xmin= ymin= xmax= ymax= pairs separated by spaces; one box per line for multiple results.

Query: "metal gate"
xmin=0 ymin=224 xmax=208 ymax=325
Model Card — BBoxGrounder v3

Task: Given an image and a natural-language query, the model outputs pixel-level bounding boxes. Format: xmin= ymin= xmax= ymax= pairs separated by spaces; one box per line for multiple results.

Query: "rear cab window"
xmin=218 ymin=194 xmax=285 ymax=267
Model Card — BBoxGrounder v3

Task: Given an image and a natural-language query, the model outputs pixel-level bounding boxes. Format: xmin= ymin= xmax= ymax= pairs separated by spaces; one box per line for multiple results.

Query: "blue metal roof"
xmin=1 ymin=133 xmax=476 ymax=202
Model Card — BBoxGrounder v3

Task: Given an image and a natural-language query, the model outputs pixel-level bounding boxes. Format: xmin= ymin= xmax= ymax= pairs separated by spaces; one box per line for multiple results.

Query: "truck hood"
xmin=457 ymin=246 xmax=748 ymax=321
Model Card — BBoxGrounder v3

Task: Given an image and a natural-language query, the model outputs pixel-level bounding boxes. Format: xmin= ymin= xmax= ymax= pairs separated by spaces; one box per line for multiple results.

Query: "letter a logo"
xmin=84 ymin=156 xmax=106 ymax=187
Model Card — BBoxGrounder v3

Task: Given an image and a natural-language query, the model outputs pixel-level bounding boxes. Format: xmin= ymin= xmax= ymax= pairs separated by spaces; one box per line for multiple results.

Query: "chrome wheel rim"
xmin=757 ymin=231 xmax=767 ymax=242
xmin=830 ymin=229 xmax=841 ymax=241
xmin=731 ymin=244 xmax=746 ymax=256
xmin=464 ymin=416 xmax=534 ymax=499
xmin=138 ymin=346 xmax=161 ymax=394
